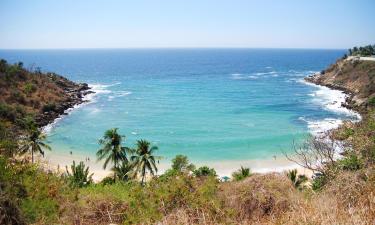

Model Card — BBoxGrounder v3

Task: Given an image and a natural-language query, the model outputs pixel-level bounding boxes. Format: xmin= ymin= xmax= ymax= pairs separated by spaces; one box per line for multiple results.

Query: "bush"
xmin=81 ymin=174 xmax=222 ymax=224
xmin=42 ymin=103 xmax=56 ymax=113
xmin=312 ymin=174 xmax=327 ymax=191
xmin=336 ymin=127 xmax=355 ymax=140
xmin=0 ymin=103 xmax=16 ymax=121
xmin=232 ymin=166 xmax=252 ymax=181
xmin=0 ymin=156 xmax=77 ymax=224
xmin=65 ymin=161 xmax=93 ymax=188
xmin=338 ymin=154 xmax=363 ymax=171
xmin=193 ymin=166 xmax=217 ymax=177
xmin=24 ymin=83 xmax=36 ymax=95
xmin=171 ymin=154 xmax=195 ymax=173
xmin=368 ymin=97 xmax=375 ymax=107
xmin=99 ymin=176 xmax=115 ymax=186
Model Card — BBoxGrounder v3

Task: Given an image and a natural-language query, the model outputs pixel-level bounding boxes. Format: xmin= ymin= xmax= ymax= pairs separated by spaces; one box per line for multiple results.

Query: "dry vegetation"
xmin=1 ymin=56 xmax=375 ymax=224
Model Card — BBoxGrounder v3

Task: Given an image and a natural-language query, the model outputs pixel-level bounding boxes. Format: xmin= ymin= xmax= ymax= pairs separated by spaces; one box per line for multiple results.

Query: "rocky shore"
xmin=305 ymin=57 xmax=375 ymax=114
xmin=34 ymin=74 xmax=95 ymax=127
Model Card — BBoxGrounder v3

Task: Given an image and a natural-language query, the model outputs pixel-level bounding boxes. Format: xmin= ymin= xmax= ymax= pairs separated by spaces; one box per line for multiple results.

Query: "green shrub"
xmin=0 ymin=103 xmax=15 ymax=121
xmin=368 ymin=97 xmax=375 ymax=107
xmin=336 ymin=127 xmax=355 ymax=140
xmin=0 ymin=156 xmax=76 ymax=224
xmin=312 ymin=175 xmax=327 ymax=191
xmin=65 ymin=161 xmax=93 ymax=188
xmin=24 ymin=83 xmax=36 ymax=95
xmin=338 ymin=154 xmax=363 ymax=171
xmin=79 ymin=175 xmax=222 ymax=224
xmin=232 ymin=166 xmax=251 ymax=181
xmin=99 ymin=176 xmax=115 ymax=186
xmin=193 ymin=166 xmax=217 ymax=177
xmin=171 ymin=154 xmax=195 ymax=173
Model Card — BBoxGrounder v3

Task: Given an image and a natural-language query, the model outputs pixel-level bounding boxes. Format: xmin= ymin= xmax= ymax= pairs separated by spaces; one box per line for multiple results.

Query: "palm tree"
xmin=97 ymin=128 xmax=131 ymax=180
xmin=131 ymin=139 xmax=160 ymax=185
xmin=112 ymin=161 xmax=134 ymax=182
xmin=19 ymin=128 xmax=51 ymax=163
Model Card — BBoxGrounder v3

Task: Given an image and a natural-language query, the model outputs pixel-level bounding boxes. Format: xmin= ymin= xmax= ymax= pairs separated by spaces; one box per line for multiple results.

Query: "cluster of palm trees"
xmin=96 ymin=128 xmax=161 ymax=185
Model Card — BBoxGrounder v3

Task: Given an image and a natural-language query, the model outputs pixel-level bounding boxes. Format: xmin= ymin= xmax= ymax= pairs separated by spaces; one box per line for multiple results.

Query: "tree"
xmin=193 ymin=166 xmax=217 ymax=177
xmin=97 ymin=128 xmax=130 ymax=181
xmin=286 ymin=169 xmax=307 ymax=190
xmin=19 ymin=128 xmax=51 ymax=163
xmin=65 ymin=161 xmax=93 ymax=188
xmin=171 ymin=154 xmax=195 ymax=173
xmin=232 ymin=166 xmax=252 ymax=181
xmin=130 ymin=139 xmax=160 ymax=185
xmin=284 ymin=135 xmax=337 ymax=175
xmin=112 ymin=161 xmax=134 ymax=182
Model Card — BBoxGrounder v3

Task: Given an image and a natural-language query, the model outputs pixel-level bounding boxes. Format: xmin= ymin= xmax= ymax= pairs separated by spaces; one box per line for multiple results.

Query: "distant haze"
xmin=0 ymin=0 xmax=374 ymax=49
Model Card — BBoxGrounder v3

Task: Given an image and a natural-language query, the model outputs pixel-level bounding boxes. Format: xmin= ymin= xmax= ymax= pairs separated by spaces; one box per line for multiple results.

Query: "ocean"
xmin=0 ymin=49 xmax=360 ymax=173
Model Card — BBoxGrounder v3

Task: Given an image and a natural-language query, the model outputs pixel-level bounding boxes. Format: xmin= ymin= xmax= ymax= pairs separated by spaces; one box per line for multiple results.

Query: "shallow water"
xmin=0 ymin=49 xmax=359 ymax=165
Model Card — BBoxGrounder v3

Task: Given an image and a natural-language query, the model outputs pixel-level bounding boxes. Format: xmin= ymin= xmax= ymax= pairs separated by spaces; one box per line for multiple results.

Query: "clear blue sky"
xmin=0 ymin=0 xmax=374 ymax=49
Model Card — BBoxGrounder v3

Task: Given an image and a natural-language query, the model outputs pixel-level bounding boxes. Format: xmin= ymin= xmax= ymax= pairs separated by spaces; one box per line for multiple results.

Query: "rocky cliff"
xmin=305 ymin=57 xmax=375 ymax=112
xmin=0 ymin=59 xmax=93 ymax=133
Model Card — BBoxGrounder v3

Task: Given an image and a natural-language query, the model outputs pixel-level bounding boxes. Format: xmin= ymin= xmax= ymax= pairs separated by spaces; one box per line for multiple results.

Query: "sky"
xmin=0 ymin=0 xmax=374 ymax=49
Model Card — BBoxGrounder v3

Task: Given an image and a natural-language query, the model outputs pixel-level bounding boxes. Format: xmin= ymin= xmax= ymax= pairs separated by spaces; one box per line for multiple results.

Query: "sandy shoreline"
xmin=40 ymin=76 xmax=360 ymax=182
xmin=42 ymin=150 xmax=312 ymax=182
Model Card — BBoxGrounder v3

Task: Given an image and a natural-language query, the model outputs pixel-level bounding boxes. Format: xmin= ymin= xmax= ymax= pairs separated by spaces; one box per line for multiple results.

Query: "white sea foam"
xmin=300 ymin=79 xmax=361 ymax=136
xmin=107 ymin=90 xmax=132 ymax=101
xmin=305 ymin=81 xmax=361 ymax=120
xmin=230 ymin=73 xmax=258 ymax=80
xmin=42 ymin=82 xmax=116 ymax=134
xmin=299 ymin=117 xmax=343 ymax=136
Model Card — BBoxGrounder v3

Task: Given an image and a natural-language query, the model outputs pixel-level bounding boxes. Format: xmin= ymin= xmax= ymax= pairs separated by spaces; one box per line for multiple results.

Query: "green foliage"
xmin=349 ymin=45 xmax=375 ymax=56
xmin=97 ymin=128 xmax=129 ymax=172
xmin=171 ymin=154 xmax=195 ymax=173
xmin=0 ymin=156 xmax=76 ymax=224
xmin=42 ymin=103 xmax=56 ymax=112
xmin=232 ymin=166 xmax=252 ymax=181
xmin=193 ymin=166 xmax=217 ymax=177
xmin=286 ymin=169 xmax=308 ymax=190
xmin=312 ymin=174 xmax=327 ymax=191
xmin=338 ymin=154 xmax=363 ymax=171
xmin=99 ymin=176 xmax=115 ymax=186
xmin=65 ymin=161 xmax=93 ymax=188
xmin=112 ymin=160 xmax=133 ymax=182
xmin=19 ymin=127 xmax=51 ymax=163
xmin=368 ymin=97 xmax=375 ymax=107
xmin=130 ymin=139 xmax=161 ymax=185
xmin=0 ymin=59 xmax=7 ymax=72
xmin=80 ymin=174 xmax=222 ymax=224
xmin=24 ymin=82 xmax=36 ymax=95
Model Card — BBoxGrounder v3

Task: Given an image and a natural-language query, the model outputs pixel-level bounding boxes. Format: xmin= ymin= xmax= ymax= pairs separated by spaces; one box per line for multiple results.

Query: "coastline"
xmin=40 ymin=69 xmax=363 ymax=182
xmin=42 ymin=150 xmax=312 ymax=182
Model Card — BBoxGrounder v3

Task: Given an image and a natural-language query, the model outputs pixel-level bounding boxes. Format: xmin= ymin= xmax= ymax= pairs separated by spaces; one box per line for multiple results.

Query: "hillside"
xmin=0 ymin=59 xmax=92 ymax=135
xmin=306 ymin=57 xmax=375 ymax=111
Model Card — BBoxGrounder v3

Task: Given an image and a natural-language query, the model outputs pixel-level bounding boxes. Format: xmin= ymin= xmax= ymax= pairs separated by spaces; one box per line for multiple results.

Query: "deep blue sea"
xmin=0 ymin=49 xmax=360 ymax=171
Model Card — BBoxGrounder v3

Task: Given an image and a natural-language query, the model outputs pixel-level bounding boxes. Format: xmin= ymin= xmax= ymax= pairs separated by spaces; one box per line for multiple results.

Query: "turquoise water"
xmin=0 ymin=49 xmax=356 ymax=164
